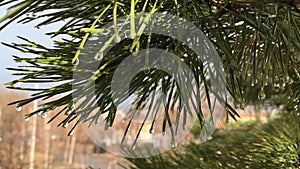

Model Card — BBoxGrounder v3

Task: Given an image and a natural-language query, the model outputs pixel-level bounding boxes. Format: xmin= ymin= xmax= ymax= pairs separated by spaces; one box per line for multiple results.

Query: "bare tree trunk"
xmin=29 ymin=111 xmax=37 ymax=169
xmin=266 ymin=107 xmax=272 ymax=120
xmin=0 ymin=106 xmax=2 ymax=142
xmin=63 ymin=137 xmax=71 ymax=161
xmin=254 ymin=105 xmax=261 ymax=122
xmin=29 ymin=84 xmax=38 ymax=169
xmin=48 ymin=142 xmax=53 ymax=169
xmin=9 ymin=116 xmax=13 ymax=169
xmin=44 ymin=120 xmax=51 ymax=169
xmin=19 ymin=113 xmax=26 ymax=169
xmin=68 ymin=133 xmax=77 ymax=164
xmin=0 ymin=106 xmax=2 ymax=169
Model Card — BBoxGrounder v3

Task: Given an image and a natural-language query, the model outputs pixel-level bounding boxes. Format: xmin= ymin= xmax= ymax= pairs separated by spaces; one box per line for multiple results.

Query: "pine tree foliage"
xmin=0 ymin=0 xmax=299 ymax=139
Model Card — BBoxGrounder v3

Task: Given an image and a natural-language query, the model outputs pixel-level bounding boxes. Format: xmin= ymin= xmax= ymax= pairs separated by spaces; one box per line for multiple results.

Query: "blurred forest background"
xmin=0 ymin=87 xmax=129 ymax=169
xmin=1 ymin=85 xmax=294 ymax=169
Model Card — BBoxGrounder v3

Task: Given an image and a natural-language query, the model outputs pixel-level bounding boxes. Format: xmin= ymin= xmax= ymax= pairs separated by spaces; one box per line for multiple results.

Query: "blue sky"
xmin=0 ymin=6 xmax=59 ymax=86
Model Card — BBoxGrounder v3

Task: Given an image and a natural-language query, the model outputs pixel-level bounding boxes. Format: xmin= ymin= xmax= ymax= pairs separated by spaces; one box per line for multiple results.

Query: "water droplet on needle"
xmin=16 ymin=106 xmax=22 ymax=112
xmin=41 ymin=112 xmax=47 ymax=119
xmin=94 ymin=53 xmax=103 ymax=61
xmin=63 ymin=123 xmax=69 ymax=128
xmin=258 ymin=87 xmax=266 ymax=100
xmin=114 ymin=35 xmax=121 ymax=43
xmin=25 ymin=117 xmax=30 ymax=122
xmin=68 ymin=130 xmax=74 ymax=136
xmin=171 ymin=141 xmax=177 ymax=148
xmin=73 ymin=58 xmax=79 ymax=66
xmin=131 ymin=144 xmax=136 ymax=150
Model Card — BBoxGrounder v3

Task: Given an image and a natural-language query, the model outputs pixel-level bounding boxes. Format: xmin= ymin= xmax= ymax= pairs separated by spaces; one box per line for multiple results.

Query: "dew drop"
xmin=258 ymin=87 xmax=266 ymax=100
xmin=171 ymin=142 xmax=177 ymax=148
xmin=149 ymin=128 xmax=154 ymax=134
xmin=25 ymin=117 xmax=30 ymax=122
xmin=143 ymin=67 xmax=151 ymax=74
xmin=68 ymin=130 xmax=74 ymax=136
xmin=251 ymin=82 xmax=255 ymax=87
xmin=63 ymin=123 xmax=69 ymax=128
xmin=216 ymin=151 xmax=222 ymax=155
xmin=16 ymin=106 xmax=22 ymax=112
xmin=287 ymin=76 xmax=293 ymax=84
xmin=114 ymin=35 xmax=121 ymax=43
xmin=31 ymin=13 xmax=38 ymax=19
xmin=66 ymin=111 xmax=71 ymax=115
xmin=234 ymin=21 xmax=244 ymax=26
xmin=73 ymin=58 xmax=79 ymax=66
xmin=94 ymin=52 xmax=103 ymax=61
xmin=131 ymin=144 xmax=136 ymax=150
xmin=41 ymin=113 xmax=47 ymax=119
xmin=207 ymin=136 xmax=213 ymax=141
xmin=37 ymin=111 xmax=42 ymax=116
